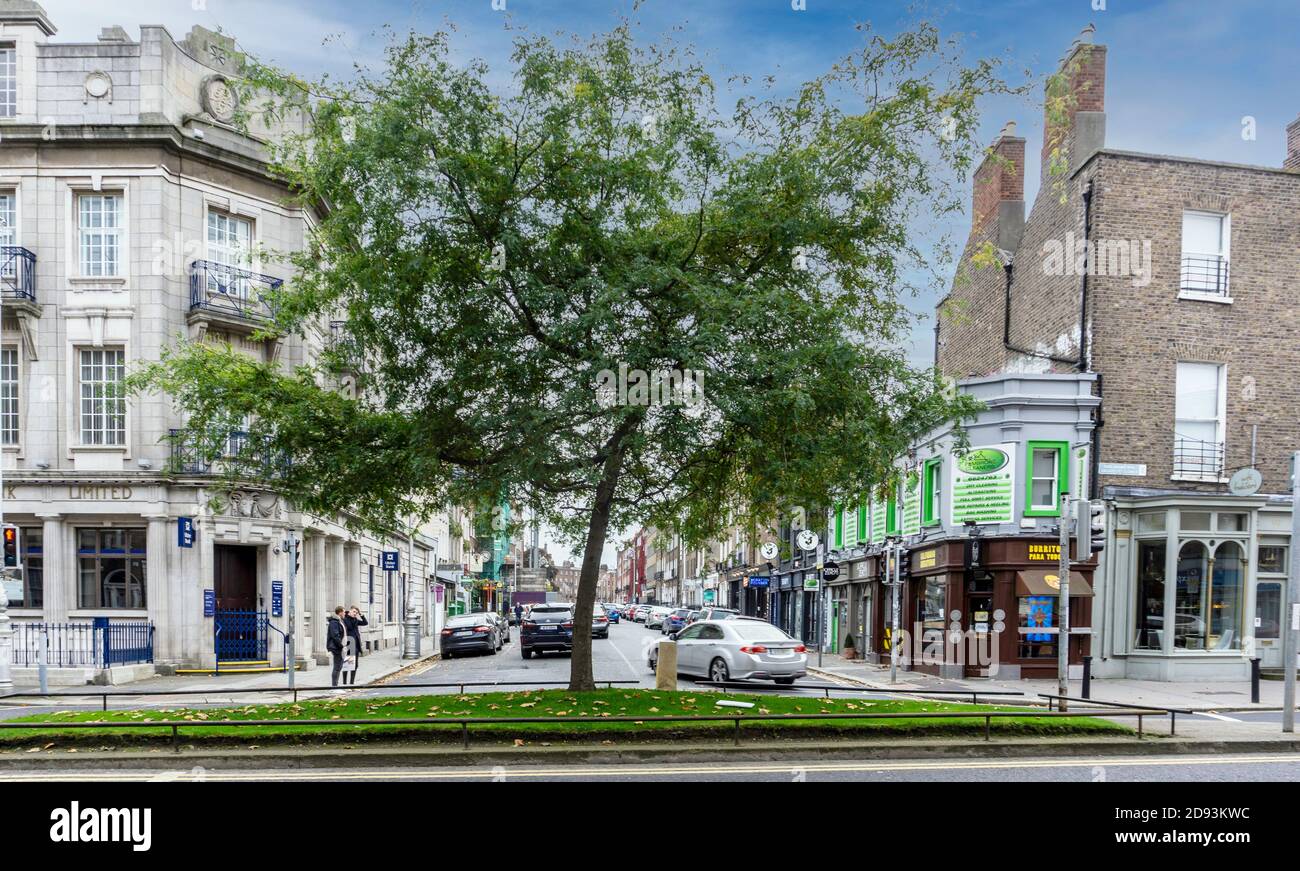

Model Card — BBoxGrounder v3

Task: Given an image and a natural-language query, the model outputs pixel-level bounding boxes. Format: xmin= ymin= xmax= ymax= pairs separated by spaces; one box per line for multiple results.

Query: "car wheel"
xmin=521 ymin=648 xmax=531 ymax=659
xmin=709 ymin=658 xmax=730 ymax=682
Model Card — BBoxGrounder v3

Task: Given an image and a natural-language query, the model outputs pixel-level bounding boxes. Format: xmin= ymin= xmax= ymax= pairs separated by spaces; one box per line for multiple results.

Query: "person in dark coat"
xmin=513 ymin=603 xmax=523 ymax=625
xmin=342 ymin=605 xmax=368 ymax=684
xmin=326 ymin=606 xmax=347 ymax=687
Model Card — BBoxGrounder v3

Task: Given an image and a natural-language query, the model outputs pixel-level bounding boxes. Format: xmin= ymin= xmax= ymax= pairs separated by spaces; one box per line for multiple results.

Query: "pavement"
xmin=807 ymin=653 xmax=1290 ymax=713
xmin=0 ymin=634 xmax=443 ymax=712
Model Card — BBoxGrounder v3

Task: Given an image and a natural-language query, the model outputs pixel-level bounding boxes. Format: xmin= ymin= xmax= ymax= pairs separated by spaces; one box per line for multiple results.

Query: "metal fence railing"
xmin=11 ymin=620 xmax=154 ymax=668
xmin=188 ymin=259 xmax=280 ymax=321
xmin=0 ymin=245 xmax=36 ymax=302
xmin=0 ymin=707 xmax=1162 ymax=752
xmin=1179 ymin=253 xmax=1229 ymax=297
xmin=168 ymin=427 xmax=290 ymax=478
xmin=1173 ymin=436 xmax=1225 ymax=479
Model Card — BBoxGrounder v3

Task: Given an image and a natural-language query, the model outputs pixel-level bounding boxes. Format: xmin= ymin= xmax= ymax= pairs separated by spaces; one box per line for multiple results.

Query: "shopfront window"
xmin=1209 ymin=542 xmax=1243 ymax=650
xmin=77 ymin=528 xmax=146 ymax=609
xmin=1175 ymin=542 xmax=1207 ymax=649
xmin=1018 ymin=596 xmax=1057 ymax=659
xmin=920 ymin=577 xmax=945 ymax=638
xmin=1134 ymin=540 xmax=1166 ymax=650
xmin=1258 ymin=544 xmax=1288 ymax=574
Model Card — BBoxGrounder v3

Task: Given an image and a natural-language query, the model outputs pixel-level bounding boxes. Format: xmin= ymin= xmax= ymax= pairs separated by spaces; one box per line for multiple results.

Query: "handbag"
xmin=341 ymin=632 xmax=358 ymax=673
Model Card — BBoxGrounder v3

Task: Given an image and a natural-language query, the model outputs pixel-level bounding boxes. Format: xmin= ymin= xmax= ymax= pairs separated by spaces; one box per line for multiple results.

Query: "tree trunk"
xmin=568 ymin=419 xmax=634 ymax=692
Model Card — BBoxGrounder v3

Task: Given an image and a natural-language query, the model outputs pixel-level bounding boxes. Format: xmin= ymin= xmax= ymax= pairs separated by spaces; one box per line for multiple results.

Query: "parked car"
xmin=645 ymin=607 xmax=671 ymax=630
xmin=634 ymin=605 xmax=651 ymax=623
xmin=604 ymin=604 xmax=621 ymax=624
xmin=662 ymin=608 xmax=691 ymax=634
xmin=441 ymin=613 xmax=501 ymax=658
xmin=520 ymin=604 xmax=575 ymax=658
xmin=592 ymin=603 xmax=611 ymax=639
xmin=699 ymin=607 xmax=739 ymax=622
xmin=469 ymin=610 xmax=509 ymax=647
xmin=686 ymin=610 xmax=703 ymax=625
xmin=648 ymin=617 xmax=807 ymax=684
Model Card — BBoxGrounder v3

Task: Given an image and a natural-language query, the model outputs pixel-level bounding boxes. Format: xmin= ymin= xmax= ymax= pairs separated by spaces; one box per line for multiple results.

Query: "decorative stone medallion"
xmin=201 ymin=74 xmax=237 ymax=123
xmin=84 ymin=71 xmax=112 ymax=100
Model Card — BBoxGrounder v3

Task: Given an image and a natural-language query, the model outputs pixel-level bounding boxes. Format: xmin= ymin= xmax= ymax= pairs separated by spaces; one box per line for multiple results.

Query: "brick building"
xmin=937 ymin=26 xmax=1299 ymax=680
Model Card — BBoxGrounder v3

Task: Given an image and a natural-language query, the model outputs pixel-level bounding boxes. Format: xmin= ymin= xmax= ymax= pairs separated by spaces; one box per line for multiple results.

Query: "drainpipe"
xmin=1002 ymin=259 xmax=1077 ymax=366
xmin=1077 ymin=181 xmax=1094 ymax=373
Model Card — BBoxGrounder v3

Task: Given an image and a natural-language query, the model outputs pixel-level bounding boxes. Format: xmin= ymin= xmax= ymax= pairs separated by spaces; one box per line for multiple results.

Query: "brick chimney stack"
xmin=1041 ymin=23 xmax=1107 ymax=185
xmin=970 ymin=121 xmax=1026 ymax=253
xmin=1285 ymin=115 xmax=1300 ymax=170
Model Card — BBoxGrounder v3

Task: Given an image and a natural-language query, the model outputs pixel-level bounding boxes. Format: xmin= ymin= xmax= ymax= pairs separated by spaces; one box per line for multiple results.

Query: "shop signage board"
xmin=901 ymin=471 xmax=922 ymax=537
xmin=950 ymin=444 xmax=1017 ymax=525
xmin=271 ymin=580 xmax=283 ymax=617
xmin=203 ymin=589 xmax=215 ymax=617
xmin=177 ymin=517 xmax=196 ymax=548
xmin=703 ymin=589 xmax=715 ymax=604
xmin=917 ymin=549 xmax=937 ymax=569
xmin=822 ymin=561 xmax=841 ymax=581
xmin=870 ymin=499 xmax=887 ymax=543
xmin=381 ymin=551 xmax=400 ymax=571
xmin=1028 ymin=543 xmax=1061 ymax=561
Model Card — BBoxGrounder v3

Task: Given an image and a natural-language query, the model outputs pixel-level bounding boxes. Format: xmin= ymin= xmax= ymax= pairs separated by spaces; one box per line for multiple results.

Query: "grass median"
xmin=0 ymin=688 xmax=1132 ymax=749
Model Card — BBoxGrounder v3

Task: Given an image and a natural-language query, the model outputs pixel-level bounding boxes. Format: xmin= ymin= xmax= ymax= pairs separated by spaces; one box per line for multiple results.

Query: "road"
xmin=2 ymin=753 xmax=1297 ymax=782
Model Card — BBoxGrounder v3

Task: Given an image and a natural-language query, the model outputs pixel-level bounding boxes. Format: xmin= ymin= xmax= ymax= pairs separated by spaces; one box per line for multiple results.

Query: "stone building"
xmin=936 ymin=25 xmax=1300 ymax=680
xmin=0 ymin=4 xmax=451 ymax=681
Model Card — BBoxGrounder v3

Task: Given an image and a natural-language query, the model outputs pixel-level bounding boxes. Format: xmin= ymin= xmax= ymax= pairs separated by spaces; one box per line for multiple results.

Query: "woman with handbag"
xmin=342 ymin=606 xmax=367 ymax=685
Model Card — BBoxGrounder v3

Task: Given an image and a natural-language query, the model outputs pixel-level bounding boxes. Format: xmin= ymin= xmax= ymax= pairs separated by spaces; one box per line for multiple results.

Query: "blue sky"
xmin=42 ymin=0 xmax=1300 ymax=560
xmin=46 ymin=0 xmax=1300 ymax=366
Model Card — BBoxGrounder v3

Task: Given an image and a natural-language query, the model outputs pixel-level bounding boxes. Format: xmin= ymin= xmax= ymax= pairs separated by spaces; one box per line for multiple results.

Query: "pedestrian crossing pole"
xmin=1057 ymin=499 xmax=1072 ymax=713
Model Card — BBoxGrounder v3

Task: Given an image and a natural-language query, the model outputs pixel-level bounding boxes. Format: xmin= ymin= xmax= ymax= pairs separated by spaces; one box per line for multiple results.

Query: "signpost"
xmin=177 ymin=517 xmax=196 ymax=548
xmin=1284 ymin=452 xmax=1300 ymax=733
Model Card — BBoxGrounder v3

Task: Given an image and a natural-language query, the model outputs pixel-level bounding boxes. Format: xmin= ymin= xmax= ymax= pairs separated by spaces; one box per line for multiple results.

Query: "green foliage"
xmin=132 ymin=18 xmax=1006 ymax=687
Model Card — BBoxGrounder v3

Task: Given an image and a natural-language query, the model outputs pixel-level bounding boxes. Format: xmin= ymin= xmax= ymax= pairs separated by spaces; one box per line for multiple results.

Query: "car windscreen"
xmin=672 ymin=610 xmax=689 ymax=617
xmin=728 ymin=622 xmax=794 ymax=642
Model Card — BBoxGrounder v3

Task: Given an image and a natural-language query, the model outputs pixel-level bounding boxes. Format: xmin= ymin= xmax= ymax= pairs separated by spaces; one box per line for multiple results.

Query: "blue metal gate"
xmin=214 ymin=610 xmax=269 ymax=662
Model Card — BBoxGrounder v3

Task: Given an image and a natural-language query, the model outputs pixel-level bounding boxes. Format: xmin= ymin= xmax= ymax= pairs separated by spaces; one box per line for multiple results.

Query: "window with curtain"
xmin=1180 ymin=211 xmax=1229 ymax=296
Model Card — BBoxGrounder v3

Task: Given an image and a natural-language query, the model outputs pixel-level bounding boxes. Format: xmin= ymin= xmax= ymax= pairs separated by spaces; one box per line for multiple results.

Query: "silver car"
xmin=649 ymin=618 xmax=808 ymax=684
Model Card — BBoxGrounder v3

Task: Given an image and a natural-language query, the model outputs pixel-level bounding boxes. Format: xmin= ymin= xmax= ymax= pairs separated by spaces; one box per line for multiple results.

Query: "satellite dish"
xmin=1229 ymin=467 xmax=1262 ymax=497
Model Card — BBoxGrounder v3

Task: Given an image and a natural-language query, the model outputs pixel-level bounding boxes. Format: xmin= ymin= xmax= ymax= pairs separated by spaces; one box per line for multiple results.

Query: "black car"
xmin=440 ymin=613 xmax=500 ymax=658
xmin=521 ymin=604 xmax=574 ymax=658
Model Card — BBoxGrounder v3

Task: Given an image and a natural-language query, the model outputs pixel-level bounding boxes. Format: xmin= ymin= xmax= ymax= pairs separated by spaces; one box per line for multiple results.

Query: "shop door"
xmin=859 ymin=588 xmax=873 ymax=656
xmin=964 ymin=592 xmax=994 ymax=677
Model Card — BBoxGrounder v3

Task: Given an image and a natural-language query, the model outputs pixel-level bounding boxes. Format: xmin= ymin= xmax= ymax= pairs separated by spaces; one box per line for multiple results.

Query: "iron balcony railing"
xmin=168 ymin=427 xmax=289 ymax=478
xmin=189 ymin=259 xmax=281 ymax=321
xmin=1179 ymin=253 xmax=1229 ymax=297
xmin=12 ymin=619 xmax=154 ymax=668
xmin=0 ymin=245 xmax=36 ymax=302
xmin=1173 ymin=436 xmax=1225 ymax=479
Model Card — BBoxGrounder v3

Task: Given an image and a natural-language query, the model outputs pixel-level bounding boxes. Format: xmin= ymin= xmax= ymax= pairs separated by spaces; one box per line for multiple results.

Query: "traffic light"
xmin=1076 ymin=499 xmax=1106 ymax=557
xmin=898 ymin=547 xmax=911 ymax=586
xmin=2 ymin=525 xmax=17 ymax=568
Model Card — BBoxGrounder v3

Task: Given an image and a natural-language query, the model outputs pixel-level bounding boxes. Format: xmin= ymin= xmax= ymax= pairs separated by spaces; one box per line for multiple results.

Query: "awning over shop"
xmin=1016 ymin=569 xmax=1093 ymax=597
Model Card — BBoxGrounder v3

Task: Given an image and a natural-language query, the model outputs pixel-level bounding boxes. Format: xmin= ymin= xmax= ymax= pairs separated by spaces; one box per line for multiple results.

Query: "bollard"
xmin=1251 ymin=657 xmax=1261 ymax=704
xmin=1082 ymin=655 xmax=1092 ymax=699
xmin=655 ymin=641 xmax=678 ymax=691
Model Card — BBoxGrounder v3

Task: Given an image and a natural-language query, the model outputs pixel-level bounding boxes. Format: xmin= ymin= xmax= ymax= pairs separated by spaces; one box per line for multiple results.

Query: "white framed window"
xmin=0 ymin=193 xmax=14 ymax=246
xmin=1030 ymin=449 xmax=1060 ymax=511
xmin=206 ymin=210 xmax=254 ymax=300
xmin=1180 ymin=210 xmax=1230 ymax=298
xmin=1173 ymin=362 xmax=1225 ymax=479
xmin=0 ymin=346 xmax=17 ymax=446
xmin=78 ymin=348 xmax=126 ymax=446
xmin=0 ymin=45 xmax=15 ymax=118
xmin=77 ymin=194 xmax=123 ymax=277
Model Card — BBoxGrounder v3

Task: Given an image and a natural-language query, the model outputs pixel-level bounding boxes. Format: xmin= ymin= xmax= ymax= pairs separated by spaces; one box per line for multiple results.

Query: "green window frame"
xmin=922 ymin=457 xmax=943 ymax=526
xmin=835 ymin=507 xmax=844 ymax=548
xmin=857 ymin=504 xmax=867 ymax=541
xmin=1024 ymin=440 xmax=1069 ymax=517
xmin=886 ymin=495 xmax=899 ymax=535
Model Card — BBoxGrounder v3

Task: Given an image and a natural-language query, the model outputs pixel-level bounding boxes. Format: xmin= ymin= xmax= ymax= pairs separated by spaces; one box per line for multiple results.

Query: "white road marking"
xmin=1192 ymin=711 xmax=1243 ymax=723
xmin=3 ymin=753 xmax=1297 ymax=782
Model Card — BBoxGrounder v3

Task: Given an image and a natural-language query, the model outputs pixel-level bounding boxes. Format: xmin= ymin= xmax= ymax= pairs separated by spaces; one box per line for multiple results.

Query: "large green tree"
xmin=136 ymin=21 xmax=1002 ymax=690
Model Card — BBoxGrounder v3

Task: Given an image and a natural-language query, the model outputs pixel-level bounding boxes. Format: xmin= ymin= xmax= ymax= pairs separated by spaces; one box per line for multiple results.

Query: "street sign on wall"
xmin=177 ymin=517 xmax=196 ymax=548
xmin=203 ymin=589 xmax=215 ymax=617
xmin=380 ymin=551 xmax=400 ymax=571
xmin=271 ymin=580 xmax=283 ymax=617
